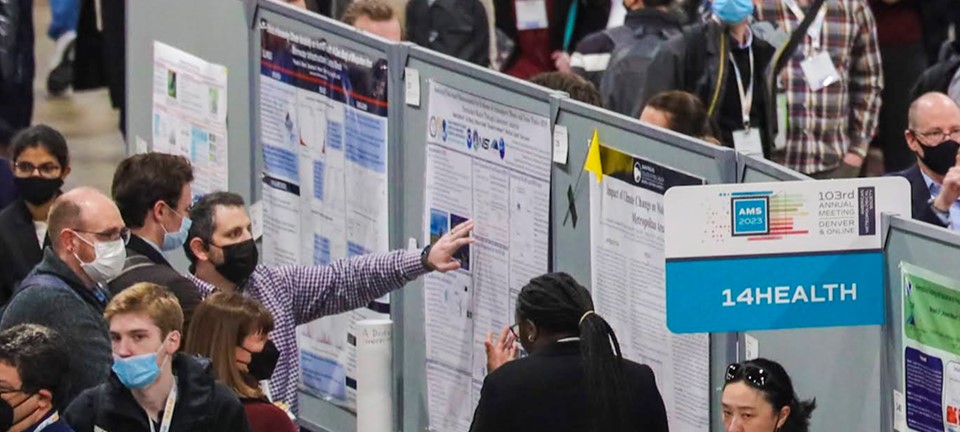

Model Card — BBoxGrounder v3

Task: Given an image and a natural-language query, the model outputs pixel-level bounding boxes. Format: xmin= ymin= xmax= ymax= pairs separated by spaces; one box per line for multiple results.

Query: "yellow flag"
xmin=583 ymin=129 xmax=603 ymax=183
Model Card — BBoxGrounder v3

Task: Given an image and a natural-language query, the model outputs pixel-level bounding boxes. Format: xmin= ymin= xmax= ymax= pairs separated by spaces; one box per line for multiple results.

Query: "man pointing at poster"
xmin=183 ymin=191 xmax=473 ymax=416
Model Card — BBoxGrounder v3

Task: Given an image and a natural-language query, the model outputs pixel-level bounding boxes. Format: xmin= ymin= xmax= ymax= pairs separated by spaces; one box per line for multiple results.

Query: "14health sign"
xmin=664 ymin=178 xmax=910 ymax=333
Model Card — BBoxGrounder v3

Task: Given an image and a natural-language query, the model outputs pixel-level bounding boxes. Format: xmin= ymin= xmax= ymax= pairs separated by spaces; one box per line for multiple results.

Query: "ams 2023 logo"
xmin=731 ymin=196 xmax=769 ymax=236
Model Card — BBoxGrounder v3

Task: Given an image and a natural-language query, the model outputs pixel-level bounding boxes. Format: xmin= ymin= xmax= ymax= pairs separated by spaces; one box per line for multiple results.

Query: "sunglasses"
xmin=725 ymin=363 xmax=770 ymax=388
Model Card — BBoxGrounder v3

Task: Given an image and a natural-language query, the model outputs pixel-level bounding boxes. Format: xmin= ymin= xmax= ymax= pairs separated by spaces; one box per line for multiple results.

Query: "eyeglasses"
xmin=75 ymin=227 xmax=131 ymax=244
xmin=508 ymin=324 xmax=519 ymax=339
xmin=910 ymin=129 xmax=960 ymax=144
xmin=725 ymin=363 xmax=769 ymax=388
xmin=0 ymin=387 xmax=23 ymax=394
xmin=13 ymin=162 xmax=61 ymax=178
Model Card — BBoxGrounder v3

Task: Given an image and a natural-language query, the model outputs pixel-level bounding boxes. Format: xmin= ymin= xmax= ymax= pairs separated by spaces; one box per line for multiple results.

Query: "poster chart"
xmin=587 ymin=142 xmax=708 ymax=432
xmin=901 ymin=263 xmax=960 ymax=432
xmin=422 ymin=82 xmax=551 ymax=432
xmin=258 ymin=20 xmax=390 ymax=410
xmin=152 ymin=41 xmax=229 ymax=200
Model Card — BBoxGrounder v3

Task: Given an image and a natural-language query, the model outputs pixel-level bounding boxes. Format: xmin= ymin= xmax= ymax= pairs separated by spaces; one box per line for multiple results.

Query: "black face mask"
xmin=213 ymin=238 xmax=259 ymax=285
xmin=14 ymin=177 xmax=63 ymax=205
xmin=918 ymin=139 xmax=960 ymax=176
xmin=248 ymin=339 xmax=280 ymax=381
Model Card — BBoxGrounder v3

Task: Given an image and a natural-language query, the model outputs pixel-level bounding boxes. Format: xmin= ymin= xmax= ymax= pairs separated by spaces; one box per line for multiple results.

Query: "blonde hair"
xmin=104 ymin=283 xmax=183 ymax=338
xmin=184 ymin=292 xmax=275 ymax=399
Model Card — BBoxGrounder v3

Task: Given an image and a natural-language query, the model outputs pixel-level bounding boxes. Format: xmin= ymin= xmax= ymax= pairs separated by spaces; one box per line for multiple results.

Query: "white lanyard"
xmin=729 ymin=48 xmax=755 ymax=130
xmin=34 ymin=411 xmax=60 ymax=432
xmin=782 ymin=0 xmax=827 ymax=52
xmin=148 ymin=381 xmax=178 ymax=432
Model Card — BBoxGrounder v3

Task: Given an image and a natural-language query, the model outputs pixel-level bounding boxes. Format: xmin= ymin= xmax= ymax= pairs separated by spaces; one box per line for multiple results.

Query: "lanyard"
xmin=148 ymin=381 xmax=178 ymax=432
xmin=781 ymin=0 xmax=827 ymax=52
xmin=34 ymin=411 xmax=60 ymax=432
xmin=729 ymin=48 xmax=754 ymax=130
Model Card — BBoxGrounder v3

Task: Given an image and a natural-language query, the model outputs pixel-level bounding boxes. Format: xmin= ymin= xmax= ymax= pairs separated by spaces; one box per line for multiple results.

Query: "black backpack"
xmin=599 ymin=24 xmax=681 ymax=117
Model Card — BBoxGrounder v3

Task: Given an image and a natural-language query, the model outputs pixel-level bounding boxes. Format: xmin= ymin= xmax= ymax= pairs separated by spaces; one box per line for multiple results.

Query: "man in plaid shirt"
xmin=760 ymin=0 xmax=883 ymax=178
xmin=183 ymin=192 xmax=474 ymax=416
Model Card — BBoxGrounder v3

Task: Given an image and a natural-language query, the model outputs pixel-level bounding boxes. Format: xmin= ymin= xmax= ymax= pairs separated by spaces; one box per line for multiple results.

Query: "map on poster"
xmin=258 ymin=19 xmax=390 ymax=410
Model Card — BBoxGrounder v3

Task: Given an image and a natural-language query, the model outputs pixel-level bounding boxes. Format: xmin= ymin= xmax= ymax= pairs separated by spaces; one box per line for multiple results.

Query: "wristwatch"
xmin=420 ymin=244 xmax=433 ymax=271
xmin=928 ymin=197 xmax=950 ymax=220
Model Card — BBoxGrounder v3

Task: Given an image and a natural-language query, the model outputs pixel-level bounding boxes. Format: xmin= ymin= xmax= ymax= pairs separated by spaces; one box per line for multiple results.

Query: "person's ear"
xmin=167 ymin=330 xmax=182 ymax=354
xmin=152 ymin=200 xmax=169 ymax=224
xmin=60 ymin=166 xmax=72 ymax=179
xmin=189 ymin=237 xmax=210 ymax=262
xmin=59 ymin=229 xmax=77 ymax=254
xmin=35 ymin=389 xmax=53 ymax=411
xmin=776 ymin=405 xmax=791 ymax=429
xmin=906 ymin=130 xmax=923 ymax=154
xmin=524 ymin=319 xmax=537 ymax=343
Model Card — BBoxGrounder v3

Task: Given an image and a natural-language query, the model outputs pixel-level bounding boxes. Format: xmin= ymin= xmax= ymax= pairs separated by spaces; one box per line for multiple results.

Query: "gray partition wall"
xmin=739 ymin=154 xmax=880 ymax=432
xmin=251 ymin=2 xmax=407 ymax=431
xmin=553 ymin=101 xmax=738 ymax=431
xmin=882 ymin=216 xmax=960 ymax=431
xmin=394 ymin=45 xmax=560 ymax=432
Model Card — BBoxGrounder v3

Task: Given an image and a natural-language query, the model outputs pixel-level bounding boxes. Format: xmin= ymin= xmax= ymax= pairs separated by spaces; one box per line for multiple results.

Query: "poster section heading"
xmin=664 ymin=178 xmax=910 ymax=333
xmin=901 ymin=263 xmax=960 ymax=432
xmin=588 ymin=143 xmax=709 ymax=432
xmin=422 ymin=81 xmax=552 ymax=432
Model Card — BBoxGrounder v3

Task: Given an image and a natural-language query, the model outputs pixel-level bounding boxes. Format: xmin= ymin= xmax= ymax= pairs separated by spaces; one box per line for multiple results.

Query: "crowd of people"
xmin=0 ymin=0 xmax=957 ymax=431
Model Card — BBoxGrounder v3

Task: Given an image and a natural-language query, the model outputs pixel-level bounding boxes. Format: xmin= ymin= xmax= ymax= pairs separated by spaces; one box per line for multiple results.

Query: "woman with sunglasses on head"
xmin=723 ymin=358 xmax=816 ymax=432
xmin=0 ymin=125 xmax=71 ymax=307
xmin=184 ymin=292 xmax=296 ymax=432
xmin=469 ymin=272 xmax=668 ymax=432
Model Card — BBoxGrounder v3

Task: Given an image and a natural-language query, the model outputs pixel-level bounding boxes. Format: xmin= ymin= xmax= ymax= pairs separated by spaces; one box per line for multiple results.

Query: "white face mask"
xmin=74 ymin=234 xmax=127 ymax=284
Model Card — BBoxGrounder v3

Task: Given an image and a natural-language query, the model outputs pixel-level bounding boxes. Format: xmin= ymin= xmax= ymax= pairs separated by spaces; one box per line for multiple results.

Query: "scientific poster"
xmin=902 ymin=263 xmax=960 ymax=432
xmin=258 ymin=20 xmax=390 ymax=410
xmin=587 ymin=143 xmax=708 ymax=432
xmin=152 ymin=41 xmax=229 ymax=201
xmin=422 ymin=81 xmax=551 ymax=432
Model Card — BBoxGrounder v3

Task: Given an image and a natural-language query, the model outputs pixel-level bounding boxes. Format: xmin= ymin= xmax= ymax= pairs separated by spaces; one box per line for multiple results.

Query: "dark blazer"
xmin=0 ymin=198 xmax=49 ymax=306
xmin=469 ymin=341 xmax=669 ymax=432
xmin=890 ymin=164 xmax=949 ymax=228
xmin=107 ymin=235 xmax=201 ymax=337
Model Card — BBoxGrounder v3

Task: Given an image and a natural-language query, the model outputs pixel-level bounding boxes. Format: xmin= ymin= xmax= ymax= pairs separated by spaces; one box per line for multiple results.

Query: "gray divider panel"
xmin=553 ymin=100 xmax=738 ymax=431
xmin=128 ymin=0 xmax=256 ymax=201
xmin=882 ymin=216 xmax=960 ymax=431
xmin=740 ymin=153 xmax=878 ymax=432
xmin=394 ymin=45 xmax=559 ymax=432
xmin=250 ymin=2 xmax=403 ymax=431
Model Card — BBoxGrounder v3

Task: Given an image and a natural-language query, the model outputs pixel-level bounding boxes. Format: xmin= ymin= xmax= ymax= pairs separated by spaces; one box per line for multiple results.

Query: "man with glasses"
xmin=893 ymin=92 xmax=960 ymax=230
xmin=0 ymin=324 xmax=75 ymax=431
xmin=108 ymin=153 xmax=202 ymax=339
xmin=0 ymin=187 xmax=126 ymax=407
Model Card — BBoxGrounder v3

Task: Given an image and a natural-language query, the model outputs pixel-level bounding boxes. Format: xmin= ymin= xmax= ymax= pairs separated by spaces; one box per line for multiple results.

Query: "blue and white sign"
xmin=664 ymin=178 xmax=910 ymax=333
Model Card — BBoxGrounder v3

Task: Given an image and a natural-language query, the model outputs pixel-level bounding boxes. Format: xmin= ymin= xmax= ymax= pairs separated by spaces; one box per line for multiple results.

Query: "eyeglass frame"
xmin=909 ymin=128 xmax=960 ymax=145
xmin=12 ymin=161 xmax=63 ymax=179
xmin=508 ymin=323 xmax=520 ymax=339
xmin=725 ymin=363 xmax=770 ymax=389
xmin=72 ymin=227 xmax=132 ymax=245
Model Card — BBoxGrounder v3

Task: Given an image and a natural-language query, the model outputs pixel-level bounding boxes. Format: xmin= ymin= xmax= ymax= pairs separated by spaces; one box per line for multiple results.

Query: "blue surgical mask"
xmin=161 ymin=204 xmax=192 ymax=252
xmin=112 ymin=339 xmax=169 ymax=389
xmin=712 ymin=0 xmax=754 ymax=24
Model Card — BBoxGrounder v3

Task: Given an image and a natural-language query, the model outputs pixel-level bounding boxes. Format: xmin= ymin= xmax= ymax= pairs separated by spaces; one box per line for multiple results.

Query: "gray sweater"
xmin=0 ymin=248 xmax=112 ymax=409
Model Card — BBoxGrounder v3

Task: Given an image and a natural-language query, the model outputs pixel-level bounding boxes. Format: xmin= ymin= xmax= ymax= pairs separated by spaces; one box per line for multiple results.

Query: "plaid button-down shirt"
xmin=762 ymin=0 xmax=883 ymax=174
xmin=190 ymin=249 xmax=427 ymax=416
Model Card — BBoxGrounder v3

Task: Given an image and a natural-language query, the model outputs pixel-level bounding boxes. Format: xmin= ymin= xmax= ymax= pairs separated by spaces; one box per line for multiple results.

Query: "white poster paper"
xmin=423 ymin=82 xmax=551 ymax=432
xmin=588 ymin=144 xmax=708 ymax=432
xmin=152 ymin=41 xmax=229 ymax=201
xmin=259 ymin=22 xmax=391 ymax=410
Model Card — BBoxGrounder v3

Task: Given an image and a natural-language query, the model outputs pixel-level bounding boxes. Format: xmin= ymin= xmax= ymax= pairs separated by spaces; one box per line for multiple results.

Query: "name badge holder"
xmin=730 ymin=49 xmax=763 ymax=156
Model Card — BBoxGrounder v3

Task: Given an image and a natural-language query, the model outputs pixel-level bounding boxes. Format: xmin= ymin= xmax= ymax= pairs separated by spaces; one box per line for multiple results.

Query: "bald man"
xmin=891 ymin=92 xmax=960 ymax=230
xmin=0 ymin=187 xmax=127 ymax=408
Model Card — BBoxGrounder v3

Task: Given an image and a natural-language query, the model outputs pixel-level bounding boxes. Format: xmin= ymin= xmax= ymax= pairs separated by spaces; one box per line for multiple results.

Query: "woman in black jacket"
xmin=0 ymin=125 xmax=71 ymax=305
xmin=469 ymin=272 xmax=669 ymax=432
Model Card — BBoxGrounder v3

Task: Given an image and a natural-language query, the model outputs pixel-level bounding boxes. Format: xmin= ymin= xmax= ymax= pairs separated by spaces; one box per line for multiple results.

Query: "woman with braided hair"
xmin=468 ymin=272 xmax=668 ymax=432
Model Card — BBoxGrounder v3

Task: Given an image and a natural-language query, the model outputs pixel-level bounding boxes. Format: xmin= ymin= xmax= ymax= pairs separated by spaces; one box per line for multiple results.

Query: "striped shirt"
xmin=762 ymin=0 xmax=883 ymax=174
xmin=190 ymin=249 xmax=427 ymax=416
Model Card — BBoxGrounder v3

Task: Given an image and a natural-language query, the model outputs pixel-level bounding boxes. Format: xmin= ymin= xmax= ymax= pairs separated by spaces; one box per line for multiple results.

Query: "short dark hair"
xmin=724 ymin=358 xmax=817 ymax=432
xmin=112 ymin=153 xmax=194 ymax=228
xmin=529 ymin=72 xmax=603 ymax=107
xmin=184 ymin=191 xmax=246 ymax=266
xmin=643 ymin=90 xmax=715 ymax=140
xmin=341 ymin=0 xmax=396 ymax=25
xmin=0 ymin=324 xmax=70 ymax=409
xmin=11 ymin=125 xmax=70 ymax=168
